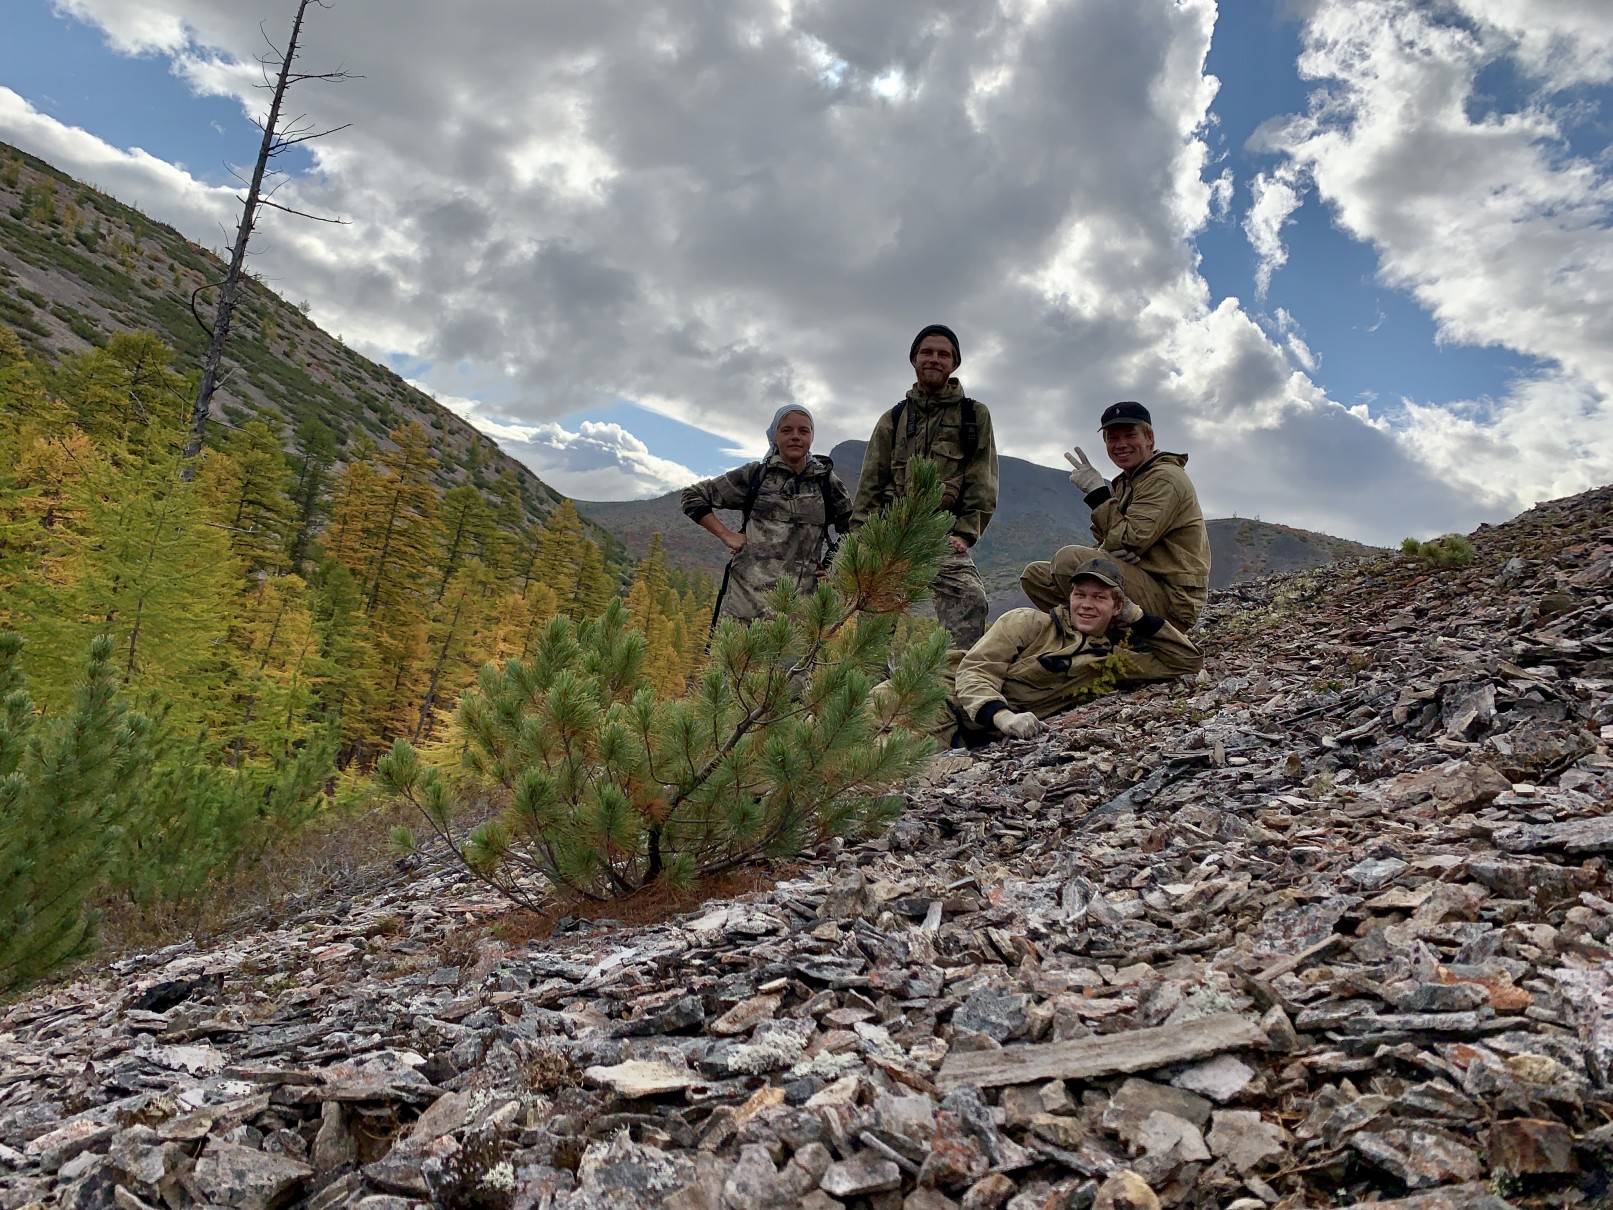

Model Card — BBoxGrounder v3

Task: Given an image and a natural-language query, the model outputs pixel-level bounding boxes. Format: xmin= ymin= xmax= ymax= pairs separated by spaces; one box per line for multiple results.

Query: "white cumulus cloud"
xmin=2 ymin=0 xmax=1606 ymax=543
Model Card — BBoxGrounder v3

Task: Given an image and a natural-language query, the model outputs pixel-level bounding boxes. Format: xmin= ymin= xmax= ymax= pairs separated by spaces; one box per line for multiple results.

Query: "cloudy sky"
xmin=3 ymin=0 xmax=1611 ymax=544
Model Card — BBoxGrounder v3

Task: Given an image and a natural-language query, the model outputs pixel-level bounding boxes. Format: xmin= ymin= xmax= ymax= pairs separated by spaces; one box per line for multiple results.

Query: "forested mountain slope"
xmin=0 ymin=141 xmax=620 ymax=554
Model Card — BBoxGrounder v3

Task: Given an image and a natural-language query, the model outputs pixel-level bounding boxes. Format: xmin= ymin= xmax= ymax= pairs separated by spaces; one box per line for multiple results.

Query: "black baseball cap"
xmin=1099 ymin=401 xmax=1151 ymax=430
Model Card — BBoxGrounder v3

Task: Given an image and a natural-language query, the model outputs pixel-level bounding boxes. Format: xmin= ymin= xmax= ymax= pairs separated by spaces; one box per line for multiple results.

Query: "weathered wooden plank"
xmin=936 ymin=1012 xmax=1266 ymax=1090
xmin=1333 ymin=1184 xmax=1517 ymax=1210
xmin=1253 ymin=932 xmax=1343 ymax=982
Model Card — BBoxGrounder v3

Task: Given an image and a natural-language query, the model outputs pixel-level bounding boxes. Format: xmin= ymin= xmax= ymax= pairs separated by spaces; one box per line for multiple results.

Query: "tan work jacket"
xmin=1087 ymin=452 xmax=1210 ymax=625
xmin=951 ymin=605 xmax=1203 ymax=730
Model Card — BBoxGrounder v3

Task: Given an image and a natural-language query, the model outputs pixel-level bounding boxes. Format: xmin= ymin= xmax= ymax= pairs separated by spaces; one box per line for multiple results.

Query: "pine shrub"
xmin=378 ymin=461 xmax=956 ymax=905
xmin=0 ymin=632 xmax=330 ymax=993
xmin=1400 ymin=533 xmax=1475 ymax=568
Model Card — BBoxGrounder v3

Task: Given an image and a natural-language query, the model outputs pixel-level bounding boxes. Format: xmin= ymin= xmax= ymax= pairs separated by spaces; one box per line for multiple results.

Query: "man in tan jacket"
xmin=933 ymin=556 xmax=1202 ymax=747
xmin=1021 ymin=401 xmax=1210 ymax=628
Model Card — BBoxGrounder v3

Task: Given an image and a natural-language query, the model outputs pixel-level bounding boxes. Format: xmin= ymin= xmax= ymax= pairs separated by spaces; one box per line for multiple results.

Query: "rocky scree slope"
xmin=2 ymin=487 xmax=1612 ymax=1210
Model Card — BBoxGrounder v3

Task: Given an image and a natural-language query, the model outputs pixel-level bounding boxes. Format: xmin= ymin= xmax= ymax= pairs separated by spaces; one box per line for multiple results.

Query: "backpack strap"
xmin=891 ymin=398 xmax=979 ymax=458
xmin=738 ymin=462 xmax=767 ymax=532
xmin=960 ymin=398 xmax=979 ymax=460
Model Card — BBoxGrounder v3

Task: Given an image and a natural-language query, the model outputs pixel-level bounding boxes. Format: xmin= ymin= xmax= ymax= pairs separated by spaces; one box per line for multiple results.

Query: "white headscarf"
xmin=765 ymin=404 xmax=815 ymax=456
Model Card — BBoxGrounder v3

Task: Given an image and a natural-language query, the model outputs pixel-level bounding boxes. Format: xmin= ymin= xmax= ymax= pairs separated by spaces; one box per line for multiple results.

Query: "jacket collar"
xmin=1051 ymin=606 xmax=1116 ymax=650
xmin=764 ymin=451 xmax=827 ymax=477
xmin=905 ymin=378 xmax=966 ymax=412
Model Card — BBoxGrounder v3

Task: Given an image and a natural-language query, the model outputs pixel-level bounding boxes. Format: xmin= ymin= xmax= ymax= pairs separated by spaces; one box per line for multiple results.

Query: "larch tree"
xmin=287 ymin=416 xmax=339 ymax=569
xmin=538 ymin=501 xmax=614 ymax=620
xmin=624 ymin=534 xmax=687 ymax=696
xmin=211 ymin=419 xmax=298 ymax=576
xmin=434 ymin=484 xmax=497 ymax=602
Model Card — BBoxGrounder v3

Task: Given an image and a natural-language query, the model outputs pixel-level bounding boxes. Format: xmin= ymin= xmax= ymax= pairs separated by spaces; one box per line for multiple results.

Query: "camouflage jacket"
xmin=951 ymin=605 xmax=1202 ymax=729
xmin=850 ymin=380 xmax=998 ymax=546
xmin=682 ymin=454 xmax=852 ymax=622
xmin=1085 ymin=451 xmax=1211 ymax=624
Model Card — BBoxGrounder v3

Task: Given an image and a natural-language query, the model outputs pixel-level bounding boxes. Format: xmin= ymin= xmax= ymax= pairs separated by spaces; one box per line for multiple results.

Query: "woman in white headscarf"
xmin=680 ymin=405 xmax=852 ymax=624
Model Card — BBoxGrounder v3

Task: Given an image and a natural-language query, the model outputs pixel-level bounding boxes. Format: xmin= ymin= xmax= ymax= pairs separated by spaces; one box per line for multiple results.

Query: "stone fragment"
xmin=1499 ymin=815 xmax=1613 ymax=855
xmin=721 ymin=1144 xmax=780 ymax=1207
xmin=23 ymin=1116 xmax=118 ymax=1174
xmin=566 ymin=1133 xmax=699 ymax=1209
xmin=1133 ymin=1111 xmax=1209 ymax=1163
xmin=114 ymin=1187 xmax=163 ymax=1210
xmin=875 ymin=1091 xmax=937 ymax=1139
xmin=191 ymin=1138 xmax=313 ymax=1210
xmin=709 ymin=993 xmax=782 ymax=1036
xmin=1380 ymin=760 xmax=1509 ymax=812
xmin=1488 ymin=1117 xmax=1577 ymax=1174
xmin=617 ymin=994 xmax=706 ymax=1036
xmin=1343 ymin=856 xmax=1406 ymax=890
xmin=904 ymin=1191 xmax=961 ymax=1210
xmin=820 ymin=1152 xmax=902 ymax=1197
xmin=311 ymin=1101 xmax=354 ymax=1177
xmin=953 ymin=989 xmax=1030 ymax=1043
xmin=917 ymin=1111 xmax=990 ymax=1191
xmin=1027 ymin=1113 xmax=1085 ymax=1150
xmin=1441 ymin=682 xmax=1496 ymax=739
xmin=1168 ymin=1055 xmax=1254 ymax=1103
xmin=407 ymin=1090 xmax=473 ymax=1143
xmin=959 ymin=1172 xmax=1017 ymax=1210
xmin=583 ymin=1059 xmax=701 ymax=1097
xmin=1332 ymin=1187 xmax=1518 ymax=1210
xmin=1101 ymin=1078 xmax=1212 ymax=1145
xmin=819 ymin=872 xmax=876 ymax=920
xmin=1092 ymin=1169 xmax=1159 ymax=1210
xmin=1385 ymin=980 xmax=1489 ymax=1012
xmin=1205 ymin=1110 xmax=1287 ymax=1172
xmin=1349 ymin=1127 xmax=1482 ymax=1189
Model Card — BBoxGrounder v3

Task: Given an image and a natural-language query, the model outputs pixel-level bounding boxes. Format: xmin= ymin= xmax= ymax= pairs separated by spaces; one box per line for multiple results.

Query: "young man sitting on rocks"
xmin=929 ymin=555 xmax=1203 ymax=747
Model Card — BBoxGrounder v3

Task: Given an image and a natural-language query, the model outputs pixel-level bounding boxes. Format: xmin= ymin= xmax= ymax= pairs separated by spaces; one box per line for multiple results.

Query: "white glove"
xmin=1119 ymin=601 xmax=1144 ymax=625
xmin=1064 ymin=448 xmax=1107 ymax=495
xmin=1113 ymin=548 xmax=1142 ymax=565
xmin=994 ymin=710 xmax=1045 ymax=739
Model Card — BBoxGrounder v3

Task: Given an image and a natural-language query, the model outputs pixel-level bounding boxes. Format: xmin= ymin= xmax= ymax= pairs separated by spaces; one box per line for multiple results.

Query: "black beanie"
xmin=909 ymin=324 xmax=961 ymax=367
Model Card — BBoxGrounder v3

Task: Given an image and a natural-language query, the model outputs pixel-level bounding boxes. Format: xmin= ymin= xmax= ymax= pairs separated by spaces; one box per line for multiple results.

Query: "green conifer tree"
xmin=625 ymin=533 xmax=687 ymax=696
xmin=287 ymin=417 xmax=339 ymax=569
xmin=52 ymin=332 xmax=191 ymax=452
xmin=434 ymin=484 xmax=496 ymax=602
xmin=378 ymin=462 xmax=954 ymax=905
xmin=538 ymin=501 xmax=614 ymax=620
xmin=0 ymin=632 xmax=150 ymax=989
xmin=0 ymin=631 xmax=331 ymax=992
xmin=211 ymin=419 xmax=297 ymax=576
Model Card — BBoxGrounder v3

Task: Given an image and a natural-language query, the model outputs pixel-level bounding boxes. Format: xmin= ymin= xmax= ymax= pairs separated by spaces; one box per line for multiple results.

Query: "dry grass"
xmin=89 ymin=803 xmax=800 ymax=977
xmin=91 ymin=797 xmax=419 ymax=963
xmin=479 ymin=861 xmax=799 ymax=948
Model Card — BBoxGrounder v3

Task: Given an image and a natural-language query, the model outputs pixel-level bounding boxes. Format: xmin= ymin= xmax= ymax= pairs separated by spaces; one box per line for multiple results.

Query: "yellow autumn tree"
xmin=538 ymin=500 xmax=614 ymax=620
xmin=625 ymin=533 xmax=688 ymax=695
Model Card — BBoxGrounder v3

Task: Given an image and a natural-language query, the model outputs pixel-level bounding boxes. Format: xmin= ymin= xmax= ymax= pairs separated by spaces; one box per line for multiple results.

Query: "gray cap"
xmin=1067 ymin=556 xmax=1124 ymax=589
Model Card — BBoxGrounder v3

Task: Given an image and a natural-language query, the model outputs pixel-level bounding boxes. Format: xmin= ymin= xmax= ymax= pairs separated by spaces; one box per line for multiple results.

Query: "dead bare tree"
xmin=183 ymin=0 xmax=355 ymax=466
